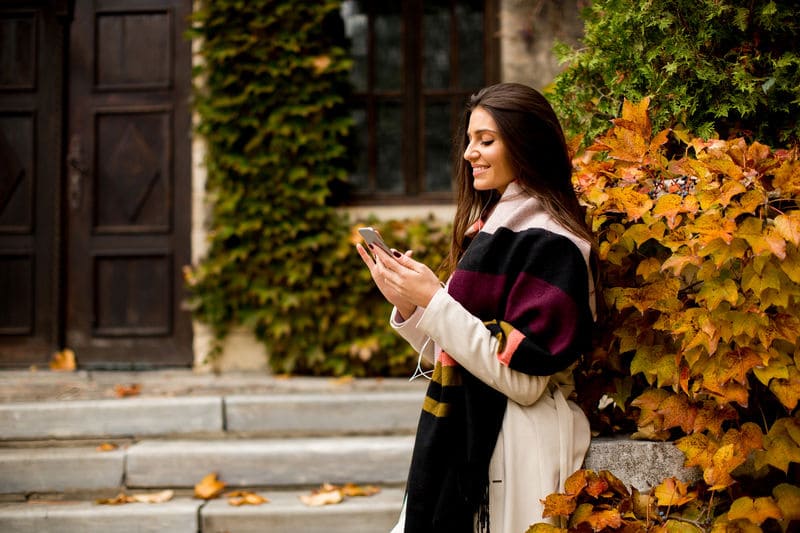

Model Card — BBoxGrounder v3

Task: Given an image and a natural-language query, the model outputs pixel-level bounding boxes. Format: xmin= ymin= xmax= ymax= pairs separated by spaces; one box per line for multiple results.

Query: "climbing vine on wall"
xmin=186 ymin=0 xmax=452 ymax=375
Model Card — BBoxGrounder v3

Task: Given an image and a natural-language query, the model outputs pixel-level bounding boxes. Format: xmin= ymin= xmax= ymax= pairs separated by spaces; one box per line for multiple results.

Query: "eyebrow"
xmin=467 ymin=128 xmax=498 ymax=137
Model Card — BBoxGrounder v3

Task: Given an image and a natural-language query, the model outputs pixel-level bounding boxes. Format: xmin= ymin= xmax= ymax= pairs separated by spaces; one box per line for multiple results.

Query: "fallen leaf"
xmin=96 ymin=492 xmax=132 ymax=505
xmin=227 ymin=490 xmax=269 ymax=506
xmin=96 ymin=443 xmax=118 ymax=452
xmin=131 ymin=490 xmax=174 ymax=504
xmin=114 ymin=383 xmax=142 ymax=397
xmin=340 ymin=483 xmax=380 ymax=497
xmin=49 ymin=349 xmax=76 ymax=371
xmin=194 ymin=472 xmax=226 ymax=500
xmin=96 ymin=490 xmax=174 ymax=505
xmin=299 ymin=483 xmax=344 ymax=506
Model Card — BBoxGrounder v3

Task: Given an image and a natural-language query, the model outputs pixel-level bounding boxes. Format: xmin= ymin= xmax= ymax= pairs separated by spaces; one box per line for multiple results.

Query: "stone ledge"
xmin=584 ymin=437 xmax=701 ymax=490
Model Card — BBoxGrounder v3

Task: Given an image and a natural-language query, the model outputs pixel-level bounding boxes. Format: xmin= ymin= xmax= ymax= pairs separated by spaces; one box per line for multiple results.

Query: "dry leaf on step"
xmin=227 ymin=491 xmax=270 ymax=506
xmin=340 ymin=483 xmax=380 ymax=497
xmin=114 ymin=383 xmax=142 ymax=397
xmin=49 ymin=349 xmax=76 ymax=371
xmin=131 ymin=490 xmax=174 ymax=504
xmin=96 ymin=493 xmax=133 ymax=505
xmin=299 ymin=483 xmax=344 ymax=506
xmin=96 ymin=443 xmax=118 ymax=452
xmin=194 ymin=472 xmax=226 ymax=500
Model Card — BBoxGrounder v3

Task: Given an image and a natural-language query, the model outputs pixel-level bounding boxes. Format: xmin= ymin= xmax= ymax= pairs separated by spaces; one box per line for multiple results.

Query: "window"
xmin=341 ymin=0 xmax=498 ymax=203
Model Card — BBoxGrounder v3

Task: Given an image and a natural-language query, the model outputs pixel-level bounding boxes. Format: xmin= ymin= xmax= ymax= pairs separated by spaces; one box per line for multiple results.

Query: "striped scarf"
xmin=404 ymin=185 xmax=595 ymax=532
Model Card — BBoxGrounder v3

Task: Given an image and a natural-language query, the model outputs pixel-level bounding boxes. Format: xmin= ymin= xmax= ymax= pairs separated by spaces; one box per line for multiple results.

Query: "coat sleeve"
xmin=416 ymin=288 xmax=549 ymax=406
xmin=390 ymin=306 xmax=434 ymax=365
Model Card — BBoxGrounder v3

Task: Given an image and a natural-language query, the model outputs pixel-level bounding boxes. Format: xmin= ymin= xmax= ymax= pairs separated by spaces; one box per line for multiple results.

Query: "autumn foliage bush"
xmin=533 ymin=99 xmax=800 ymax=531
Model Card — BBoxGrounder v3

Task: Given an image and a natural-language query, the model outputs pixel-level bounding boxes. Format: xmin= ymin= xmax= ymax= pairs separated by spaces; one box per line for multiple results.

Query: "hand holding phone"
xmin=358 ymin=227 xmax=394 ymax=257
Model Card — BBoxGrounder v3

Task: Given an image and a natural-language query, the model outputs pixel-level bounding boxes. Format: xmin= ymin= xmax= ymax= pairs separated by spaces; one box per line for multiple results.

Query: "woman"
xmin=356 ymin=83 xmax=596 ymax=533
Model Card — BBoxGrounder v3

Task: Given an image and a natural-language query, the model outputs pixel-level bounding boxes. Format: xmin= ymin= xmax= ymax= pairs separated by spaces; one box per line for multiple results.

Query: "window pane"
xmin=340 ymin=0 xmax=368 ymax=91
xmin=423 ymin=1 xmax=450 ymax=89
xmin=374 ymin=6 xmax=402 ymax=91
xmin=457 ymin=1 xmax=484 ymax=89
xmin=350 ymin=107 xmax=369 ymax=190
xmin=376 ymin=103 xmax=403 ymax=193
xmin=425 ymin=102 xmax=452 ymax=192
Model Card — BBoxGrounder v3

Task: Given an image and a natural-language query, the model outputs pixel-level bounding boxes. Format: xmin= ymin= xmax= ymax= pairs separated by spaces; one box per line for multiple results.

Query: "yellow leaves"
xmin=773 ymin=483 xmax=800 ymax=525
xmin=774 ymin=212 xmax=800 ymax=247
xmin=769 ymin=365 xmax=800 ymax=410
xmin=653 ymin=193 xmax=697 ymax=229
xmin=299 ymin=483 xmax=380 ymax=507
xmin=653 ymin=477 xmax=698 ymax=507
xmin=49 ymin=349 xmax=76 ymax=371
xmin=727 ymin=496 xmax=782 ymax=524
xmin=194 ymin=472 xmax=226 ymax=500
xmin=772 ymin=159 xmax=800 ymax=196
xmin=754 ymin=416 xmax=800 ymax=474
xmin=605 ymin=187 xmax=654 ymax=222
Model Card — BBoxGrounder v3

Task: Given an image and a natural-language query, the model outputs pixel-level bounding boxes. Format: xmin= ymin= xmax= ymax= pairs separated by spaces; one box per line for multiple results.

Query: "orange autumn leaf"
xmin=704 ymin=444 xmax=740 ymax=490
xmin=114 ymin=383 xmax=142 ymax=398
xmin=574 ymin=508 xmax=623 ymax=531
xmin=584 ymin=472 xmax=610 ymax=498
xmin=676 ymin=433 xmax=717 ymax=469
xmin=541 ymin=493 xmax=577 ymax=518
xmin=96 ymin=443 xmax=118 ymax=452
xmin=299 ymin=483 xmax=344 ymax=507
xmin=227 ymin=491 xmax=270 ymax=506
xmin=563 ymin=469 xmax=590 ymax=496
xmin=194 ymin=472 xmax=226 ymax=500
xmin=49 ymin=349 xmax=76 ymax=371
xmin=654 ymin=477 xmax=697 ymax=507
xmin=599 ymin=470 xmax=630 ymax=498
xmin=96 ymin=492 xmax=133 ymax=505
xmin=340 ymin=482 xmax=381 ymax=497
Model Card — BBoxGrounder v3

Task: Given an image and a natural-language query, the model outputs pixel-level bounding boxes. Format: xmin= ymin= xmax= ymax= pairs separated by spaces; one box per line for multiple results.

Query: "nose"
xmin=464 ymin=144 xmax=478 ymax=162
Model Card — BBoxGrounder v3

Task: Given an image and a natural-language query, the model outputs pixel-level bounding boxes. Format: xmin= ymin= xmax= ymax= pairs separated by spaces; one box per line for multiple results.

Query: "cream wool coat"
xmin=390 ymin=294 xmax=591 ymax=533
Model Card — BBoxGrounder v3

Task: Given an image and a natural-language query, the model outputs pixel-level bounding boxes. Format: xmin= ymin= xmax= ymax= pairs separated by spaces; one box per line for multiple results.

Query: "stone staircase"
xmin=0 ymin=370 xmax=697 ymax=532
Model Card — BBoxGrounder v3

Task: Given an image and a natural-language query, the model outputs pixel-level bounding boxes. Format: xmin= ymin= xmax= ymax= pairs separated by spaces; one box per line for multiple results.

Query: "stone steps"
xmin=0 ymin=488 xmax=405 ymax=533
xmin=0 ymin=371 xmax=697 ymax=532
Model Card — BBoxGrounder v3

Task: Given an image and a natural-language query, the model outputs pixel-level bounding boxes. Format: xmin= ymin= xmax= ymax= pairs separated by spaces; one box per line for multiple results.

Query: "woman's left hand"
xmin=380 ymin=249 xmax=443 ymax=309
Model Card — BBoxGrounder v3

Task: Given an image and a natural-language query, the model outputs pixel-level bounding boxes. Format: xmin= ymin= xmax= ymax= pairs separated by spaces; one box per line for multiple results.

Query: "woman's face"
xmin=463 ymin=106 xmax=515 ymax=194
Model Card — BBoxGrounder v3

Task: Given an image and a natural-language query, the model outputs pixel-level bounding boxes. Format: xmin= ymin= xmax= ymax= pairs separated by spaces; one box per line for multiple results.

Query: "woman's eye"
xmin=481 ymin=140 xmax=494 ymax=146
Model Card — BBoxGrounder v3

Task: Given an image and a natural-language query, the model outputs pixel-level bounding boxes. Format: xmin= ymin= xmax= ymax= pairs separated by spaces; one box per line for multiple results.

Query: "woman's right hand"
xmin=356 ymin=243 xmax=417 ymax=320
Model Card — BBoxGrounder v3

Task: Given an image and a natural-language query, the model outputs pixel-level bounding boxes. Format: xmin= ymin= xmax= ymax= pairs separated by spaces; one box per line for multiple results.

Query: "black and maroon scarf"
xmin=404 ymin=188 xmax=595 ymax=532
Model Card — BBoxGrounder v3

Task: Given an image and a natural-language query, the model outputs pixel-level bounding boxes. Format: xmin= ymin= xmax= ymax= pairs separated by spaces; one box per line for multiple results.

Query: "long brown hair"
xmin=442 ymin=82 xmax=595 ymax=274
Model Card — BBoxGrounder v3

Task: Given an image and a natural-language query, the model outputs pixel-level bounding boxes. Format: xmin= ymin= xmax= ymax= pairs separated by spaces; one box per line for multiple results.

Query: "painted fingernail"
xmin=392 ymin=250 xmax=402 ymax=258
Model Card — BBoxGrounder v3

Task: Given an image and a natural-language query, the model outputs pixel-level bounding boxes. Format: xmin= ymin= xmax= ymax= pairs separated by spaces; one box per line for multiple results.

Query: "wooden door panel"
xmin=67 ymin=0 xmax=192 ymax=367
xmin=0 ymin=5 xmax=64 ymax=367
xmin=95 ymin=109 xmax=171 ymax=231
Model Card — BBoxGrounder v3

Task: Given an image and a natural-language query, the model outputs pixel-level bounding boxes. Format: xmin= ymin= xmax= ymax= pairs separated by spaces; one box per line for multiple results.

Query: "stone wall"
xmin=499 ymin=0 xmax=585 ymax=89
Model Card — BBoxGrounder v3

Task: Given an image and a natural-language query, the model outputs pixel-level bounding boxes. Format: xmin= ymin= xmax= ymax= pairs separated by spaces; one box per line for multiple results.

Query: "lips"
xmin=472 ymin=166 xmax=488 ymax=176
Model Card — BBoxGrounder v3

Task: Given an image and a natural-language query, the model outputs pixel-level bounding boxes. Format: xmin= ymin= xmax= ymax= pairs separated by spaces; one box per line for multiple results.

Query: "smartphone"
xmin=358 ymin=227 xmax=394 ymax=257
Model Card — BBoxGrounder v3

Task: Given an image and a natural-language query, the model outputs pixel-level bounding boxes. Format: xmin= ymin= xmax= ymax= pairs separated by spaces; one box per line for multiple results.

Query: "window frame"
xmin=346 ymin=0 xmax=499 ymax=205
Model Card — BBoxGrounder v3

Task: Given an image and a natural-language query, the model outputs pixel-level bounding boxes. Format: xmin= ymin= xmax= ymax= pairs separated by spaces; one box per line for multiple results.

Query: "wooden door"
xmin=0 ymin=2 xmax=67 ymax=367
xmin=65 ymin=0 xmax=192 ymax=367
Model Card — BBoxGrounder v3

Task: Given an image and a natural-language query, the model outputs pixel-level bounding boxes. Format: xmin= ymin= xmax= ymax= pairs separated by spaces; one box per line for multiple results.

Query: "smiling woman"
xmin=356 ymin=83 xmax=600 ymax=533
